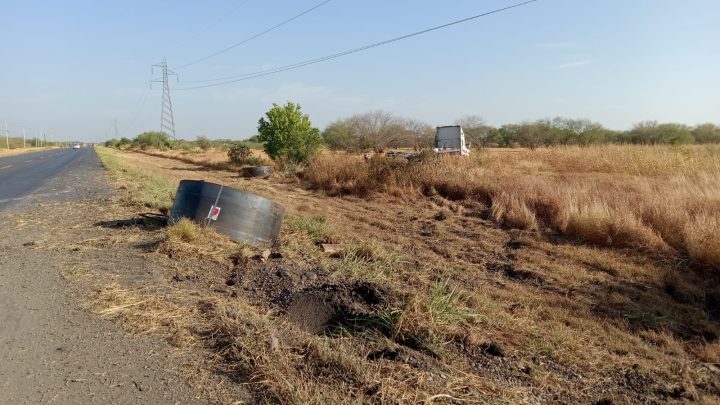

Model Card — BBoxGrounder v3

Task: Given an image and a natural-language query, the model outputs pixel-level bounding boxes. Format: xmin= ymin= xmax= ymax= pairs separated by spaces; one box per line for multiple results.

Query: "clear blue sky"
xmin=2 ymin=0 xmax=719 ymax=142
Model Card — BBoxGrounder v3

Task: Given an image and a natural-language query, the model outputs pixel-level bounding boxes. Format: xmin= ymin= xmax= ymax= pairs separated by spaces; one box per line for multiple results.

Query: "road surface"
xmin=0 ymin=147 xmax=207 ymax=404
xmin=0 ymin=148 xmax=99 ymax=210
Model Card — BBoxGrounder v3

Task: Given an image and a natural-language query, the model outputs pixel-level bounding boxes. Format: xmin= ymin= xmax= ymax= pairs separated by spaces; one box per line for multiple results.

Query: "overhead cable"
xmin=176 ymin=0 xmax=538 ymax=90
xmin=173 ymin=0 xmax=333 ymax=70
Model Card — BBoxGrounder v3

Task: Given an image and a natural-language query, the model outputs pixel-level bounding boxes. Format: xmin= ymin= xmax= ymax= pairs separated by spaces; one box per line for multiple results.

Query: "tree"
xmin=692 ymin=123 xmax=720 ymax=144
xmin=629 ymin=121 xmax=694 ymax=144
xmin=257 ymin=102 xmax=323 ymax=164
xmin=456 ymin=115 xmax=495 ymax=148
xmin=403 ymin=118 xmax=435 ymax=149
xmin=322 ymin=119 xmax=356 ymax=151
xmin=196 ymin=135 xmax=212 ymax=151
xmin=346 ymin=110 xmax=404 ymax=151
xmin=134 ymin=131 xmax=171 ymax=149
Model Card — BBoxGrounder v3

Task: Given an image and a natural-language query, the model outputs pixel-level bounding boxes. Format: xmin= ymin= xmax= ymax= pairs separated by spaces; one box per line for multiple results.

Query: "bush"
xmin=227 ymin=142 xmax=251 ymax=165
xmin=135 ymin=131 xmax=172 ymax=150
xmin=105 ymin=138 xmax=120 ymax=148
xmin=196 ymin=135 xmax=212 ymax=151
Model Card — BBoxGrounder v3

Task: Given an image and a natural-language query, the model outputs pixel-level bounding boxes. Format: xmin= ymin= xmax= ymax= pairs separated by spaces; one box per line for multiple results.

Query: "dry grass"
xmin=138 ymin=148 xmax=269 ymax=171
xmin=304 ymin=145 xmax=720 ymax=268
xmin=0 ymin=147 xmax=56 ymax=157
xmin=83 ymin=145 xmax=720 ymax=403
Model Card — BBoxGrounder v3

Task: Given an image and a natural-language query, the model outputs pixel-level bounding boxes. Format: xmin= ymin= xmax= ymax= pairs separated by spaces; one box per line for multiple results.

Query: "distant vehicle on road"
xmin=72 ymin=144 xmax=81 ymax=149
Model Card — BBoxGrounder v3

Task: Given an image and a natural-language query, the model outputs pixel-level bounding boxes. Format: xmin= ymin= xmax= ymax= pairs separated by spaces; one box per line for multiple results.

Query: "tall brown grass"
xmin=304 ymin=145 xmax=720 ymax=267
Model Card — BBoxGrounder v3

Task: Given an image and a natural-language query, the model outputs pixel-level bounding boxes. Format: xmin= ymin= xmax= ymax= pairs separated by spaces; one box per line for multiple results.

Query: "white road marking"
xmin=0 ymin=165 xmax=14 ymax=170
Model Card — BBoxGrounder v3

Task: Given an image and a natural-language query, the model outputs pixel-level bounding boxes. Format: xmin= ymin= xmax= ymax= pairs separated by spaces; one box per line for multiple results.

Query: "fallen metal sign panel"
xmin=169 ymin=180 xmax=285 ymax=245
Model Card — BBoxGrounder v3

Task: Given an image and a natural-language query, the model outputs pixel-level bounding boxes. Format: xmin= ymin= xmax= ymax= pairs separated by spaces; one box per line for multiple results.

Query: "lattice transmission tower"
xmin=152 ymin=57 xmax=178 ymax=141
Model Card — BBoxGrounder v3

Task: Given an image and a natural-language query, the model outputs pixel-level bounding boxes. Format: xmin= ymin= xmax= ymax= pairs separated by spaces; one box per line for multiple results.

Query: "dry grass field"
xmin=306 ymin=145 xmax=720 ymax=267
xmin=90 ymin=145 xmax=720 ymax=403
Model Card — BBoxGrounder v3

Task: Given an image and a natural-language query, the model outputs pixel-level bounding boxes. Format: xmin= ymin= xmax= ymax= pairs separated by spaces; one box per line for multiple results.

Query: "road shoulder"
xmin=0 ymin=151 xmax=237 ymax=404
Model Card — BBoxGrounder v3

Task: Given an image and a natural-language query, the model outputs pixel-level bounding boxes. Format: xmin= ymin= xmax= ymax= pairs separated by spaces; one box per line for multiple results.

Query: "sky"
xmin=1 ymin=0 xmax=719 ymax=142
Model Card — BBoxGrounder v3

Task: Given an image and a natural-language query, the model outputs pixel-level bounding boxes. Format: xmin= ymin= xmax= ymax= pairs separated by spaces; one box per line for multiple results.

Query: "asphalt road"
xmin=0 ymin=148 xmax=98 ymax=210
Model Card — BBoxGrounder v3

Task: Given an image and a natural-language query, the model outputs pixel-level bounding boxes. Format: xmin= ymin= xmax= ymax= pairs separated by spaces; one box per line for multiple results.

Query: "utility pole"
xmin=113 ymin=118 xmax=119 ymax=140
xmin=22 ymin=128 xmax=26 ymax=148
xmin=4 ymin=120 xmax=8 ymax=149
xmin=152 ymin=57 xmax=178 ymax=142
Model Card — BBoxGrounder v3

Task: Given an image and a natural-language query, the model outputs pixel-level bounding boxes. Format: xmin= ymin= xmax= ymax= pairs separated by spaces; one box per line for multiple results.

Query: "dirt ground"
xmin=0 ymin=156 xmax=245 ymax=404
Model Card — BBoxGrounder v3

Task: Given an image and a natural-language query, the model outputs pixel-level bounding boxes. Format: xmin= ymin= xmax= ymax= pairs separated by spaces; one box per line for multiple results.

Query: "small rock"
xmin=132 ymin=381 xmax=144 ymax=391
xmin=212 ymin=285 xmax=228 ymax=293
xmin=226 ymin=277 xmax=237 ymax=286
xmin=260 ymin=249 xmax=271 ymax=262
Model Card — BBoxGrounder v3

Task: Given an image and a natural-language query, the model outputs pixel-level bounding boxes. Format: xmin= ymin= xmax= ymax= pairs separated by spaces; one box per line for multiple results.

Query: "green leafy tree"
xmin=257 ymin=102 xmax=323 ymax=164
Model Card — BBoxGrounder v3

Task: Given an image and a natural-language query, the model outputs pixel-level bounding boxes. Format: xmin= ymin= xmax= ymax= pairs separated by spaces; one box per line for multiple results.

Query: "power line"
xmin=177 ymin=0 xmax=254 ymax=47
xmin=173 ymin=0 xmax=333 ymax=70
xmin=125 ymin=81 xmax=152 ymax=136
xmin=176 ymin=0 xmax=537 ymax=90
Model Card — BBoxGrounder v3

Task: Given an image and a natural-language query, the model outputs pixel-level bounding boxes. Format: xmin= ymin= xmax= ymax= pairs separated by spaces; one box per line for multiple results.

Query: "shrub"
xmin=196 ymin=135 xmax=212 ymax=151
xmin=105 ymin=138 xmax=120 ymax=148
xmin=135 ymin=131 xmax=172 ymax=150
xmin=227 ymin=142 xmax=251 ymax=165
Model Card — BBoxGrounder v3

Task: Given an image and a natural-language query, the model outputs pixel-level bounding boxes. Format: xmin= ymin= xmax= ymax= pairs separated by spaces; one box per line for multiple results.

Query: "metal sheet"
xmin=169 ymin=180 xmax=285 ymax=245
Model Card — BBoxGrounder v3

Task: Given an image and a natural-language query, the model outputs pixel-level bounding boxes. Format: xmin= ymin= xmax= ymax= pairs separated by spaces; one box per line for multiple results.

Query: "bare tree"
xmin=347 ymin=110 xmax=402 ymax=151
xmin=403 ymin=118 xmax=435 ymax=149
xmin=456 ymin=115 xmax=493 ymax=148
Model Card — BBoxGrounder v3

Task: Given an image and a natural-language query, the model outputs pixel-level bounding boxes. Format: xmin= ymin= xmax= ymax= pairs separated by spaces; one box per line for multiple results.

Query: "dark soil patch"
xmin=285 ymin=290 xmax=340 ymax=334
xmin=706 ymin=290 xmax=720 ymax=321
xmin=485 ymin=261 xmax=544 ymax=283
xmin=229 ymin=258 xmax=389 ymax=334
xmin=480 ymin=342 xmax=506 ymax=358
